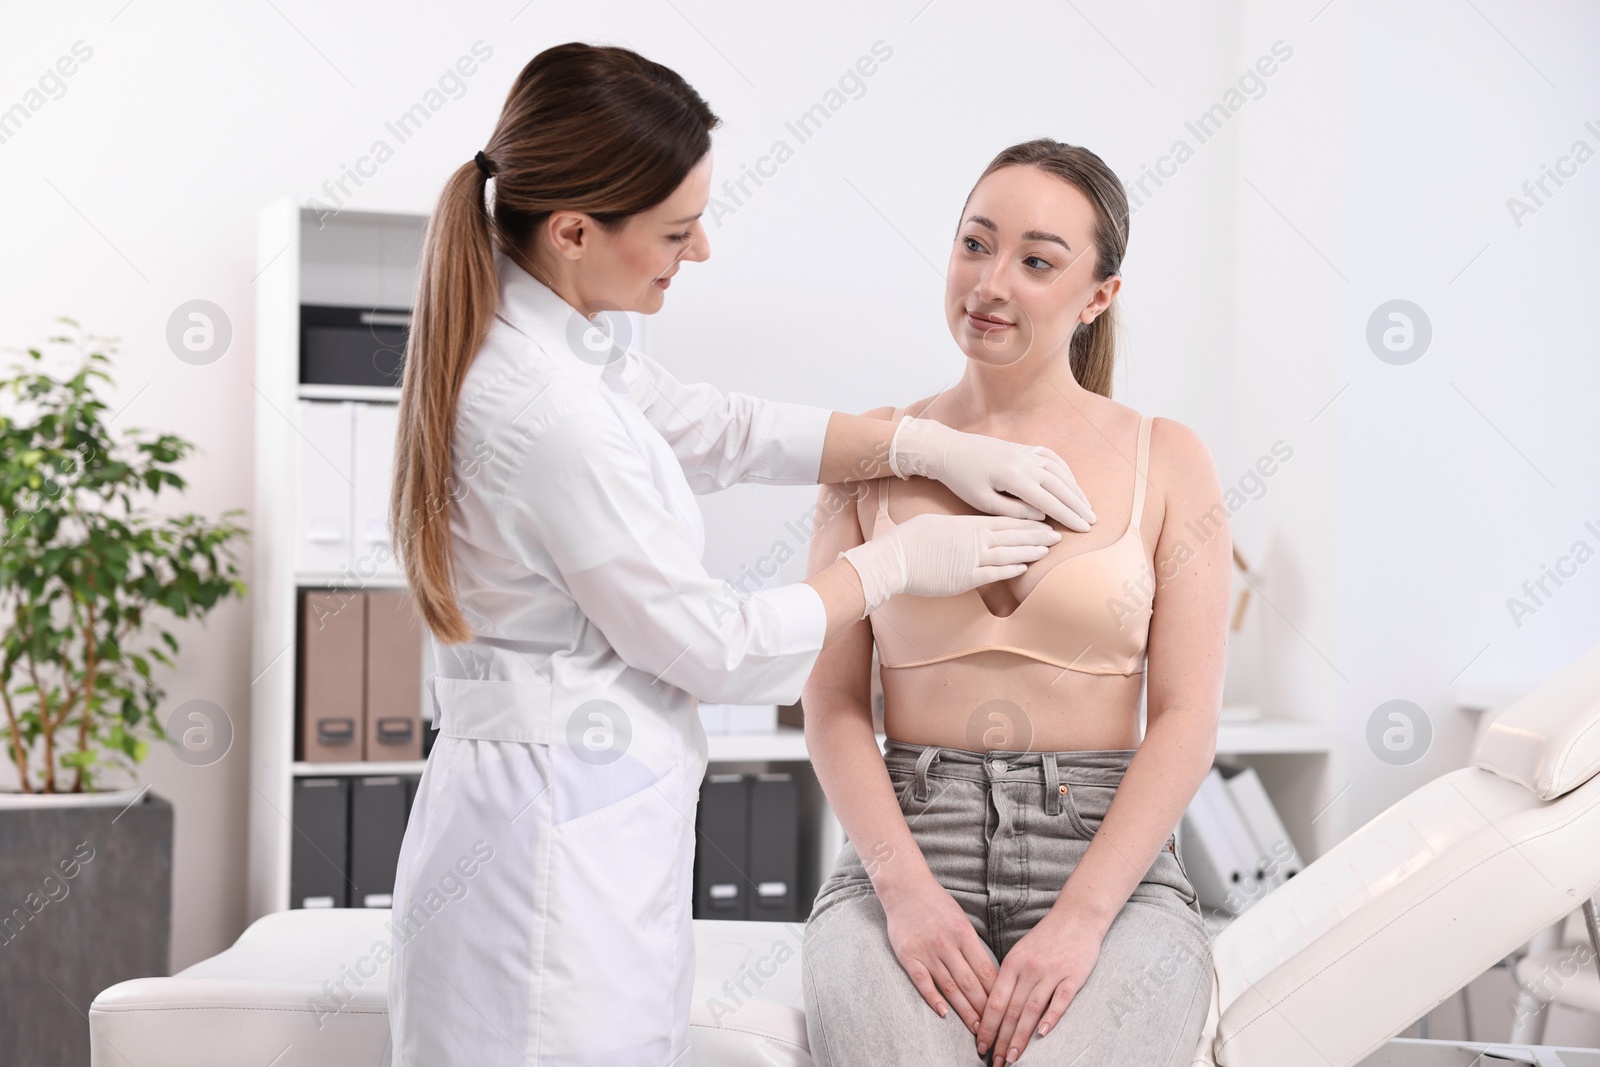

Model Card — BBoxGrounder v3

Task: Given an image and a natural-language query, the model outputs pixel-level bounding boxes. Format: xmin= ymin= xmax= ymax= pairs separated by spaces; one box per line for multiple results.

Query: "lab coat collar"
xmin=494 ymin=249 xmax=629 ymax=384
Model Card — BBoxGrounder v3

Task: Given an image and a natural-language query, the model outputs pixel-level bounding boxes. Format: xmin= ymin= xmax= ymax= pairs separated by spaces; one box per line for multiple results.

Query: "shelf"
xmin=706 ymin=726 xmax=810 ymax=762
xmin=1215 ymin=718 xmax=1339 ymax=755
xmin=1450 ymin=683 xmax=1522 ymax=716
xmin=298 ymin=384 xmax=401 ymax=403
xmin=294 ymin=574 xmax=410 ymax=590
xmin=285 ymin=722 xmax=1333 ymax=776
xmin=292 ymin=760 xmax=426 ymax=777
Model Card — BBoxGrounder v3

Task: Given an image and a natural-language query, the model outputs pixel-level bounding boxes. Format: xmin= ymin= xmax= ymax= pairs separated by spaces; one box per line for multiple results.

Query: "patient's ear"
xmin=1081 ymin=274 xmax=1123 ymax=324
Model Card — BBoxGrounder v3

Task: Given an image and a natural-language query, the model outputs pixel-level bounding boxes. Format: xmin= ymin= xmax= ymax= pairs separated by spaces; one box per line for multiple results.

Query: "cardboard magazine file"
xmin=298 ymin=589 xmax=365 ymax=762
xmin=364 ymin=588 xmax=424 ymax=761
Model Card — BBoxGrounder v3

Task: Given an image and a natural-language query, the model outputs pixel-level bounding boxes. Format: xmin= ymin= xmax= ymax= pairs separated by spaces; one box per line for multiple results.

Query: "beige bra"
xmin=869 ymin=409 xmax=1155 ymax=675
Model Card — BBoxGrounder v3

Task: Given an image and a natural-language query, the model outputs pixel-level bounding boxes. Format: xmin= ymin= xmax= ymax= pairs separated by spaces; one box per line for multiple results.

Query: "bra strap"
xmin=1129 ymin=415 xmax=1152 ymax=532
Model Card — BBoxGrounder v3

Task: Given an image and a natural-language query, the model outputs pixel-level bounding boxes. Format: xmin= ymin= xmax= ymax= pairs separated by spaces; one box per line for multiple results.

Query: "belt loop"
xmin=1044 ymin=752 xmax=1062 ymax=816
xmin=913 ymin=745 xmax=939 ymax=802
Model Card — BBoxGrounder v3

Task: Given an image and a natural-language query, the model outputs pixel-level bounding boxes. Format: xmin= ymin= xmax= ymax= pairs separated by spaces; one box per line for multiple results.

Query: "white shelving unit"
xmin=247 ymin=199 xmax=431 ymax=919
xmin=247 ymin=195 xmax=1341 ymax=922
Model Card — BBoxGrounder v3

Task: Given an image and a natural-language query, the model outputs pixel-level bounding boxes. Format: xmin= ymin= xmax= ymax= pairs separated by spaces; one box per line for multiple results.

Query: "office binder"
xmin=1223 ymin=765 xmax=1302 ymax=889
xmin=352 ymin=402 xmax=402 ymax=580
xmin=1179 ymin=767 xmax=1263 ymax=915
xmin=291 ymin=777 xmax=350 ymax=908
xmin=747 ymin=773 xmax=800 ymax=922
xmin=298 ymin=590 xmax=365 ymax=762
xmin=295 ymin=400 xmax=355 ymax=575
xmin=364 ymin=589 xmax=423 ymax=761
xmin=694 ymin=774 xmax=750 ymax=920
xmin=349 ymin=776 xmax=408 ymax=908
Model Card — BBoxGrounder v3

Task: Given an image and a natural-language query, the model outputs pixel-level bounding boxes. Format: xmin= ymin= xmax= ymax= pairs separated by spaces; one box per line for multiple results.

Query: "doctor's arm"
xmin=975 ymin=418 xmax=1230 ymax=1063
xmin=495 ymin=402 xmax=1043 ymax=702
xmin=622 ymin=348 xmax=1094 ymax=528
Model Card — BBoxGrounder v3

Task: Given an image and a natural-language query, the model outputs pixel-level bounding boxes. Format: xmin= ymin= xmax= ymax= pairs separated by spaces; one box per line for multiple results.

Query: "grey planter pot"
xmin=0 ymin=792 xmax=173 ymax=1067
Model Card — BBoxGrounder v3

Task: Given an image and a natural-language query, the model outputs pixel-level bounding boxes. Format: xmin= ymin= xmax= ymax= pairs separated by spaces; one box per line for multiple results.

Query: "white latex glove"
xmin=889 ymin=416 xmax=1096 ymax=532
xmin=838 ymin=512 xmax=1062 ymax=618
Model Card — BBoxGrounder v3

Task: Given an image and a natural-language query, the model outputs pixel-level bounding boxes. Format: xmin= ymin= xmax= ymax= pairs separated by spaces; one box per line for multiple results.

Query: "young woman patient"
xmin=801 ymin=139 xmax=1231 ymax=1066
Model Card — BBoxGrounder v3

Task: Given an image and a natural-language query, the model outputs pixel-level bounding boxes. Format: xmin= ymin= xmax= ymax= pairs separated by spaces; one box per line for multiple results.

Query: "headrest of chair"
xmin=1473 ymin=642 xmax=1600 ymax=800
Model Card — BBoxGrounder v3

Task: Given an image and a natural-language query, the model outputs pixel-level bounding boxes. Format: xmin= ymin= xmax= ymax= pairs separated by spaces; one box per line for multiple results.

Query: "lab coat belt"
xmin=429 ymin=675 xmax=553 ymax=744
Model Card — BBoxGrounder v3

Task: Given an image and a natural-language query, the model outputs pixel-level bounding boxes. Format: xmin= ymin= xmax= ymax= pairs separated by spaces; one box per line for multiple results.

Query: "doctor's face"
xmin=576 ymin=152 xmax=713 ymax=315
xmin=943 ymin=164 xmax=1119 ymax=369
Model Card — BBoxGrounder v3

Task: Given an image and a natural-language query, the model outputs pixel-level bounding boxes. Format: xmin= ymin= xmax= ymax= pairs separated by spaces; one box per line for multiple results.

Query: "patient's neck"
xmin=937 ymin=353 xmax=1095 ymax=432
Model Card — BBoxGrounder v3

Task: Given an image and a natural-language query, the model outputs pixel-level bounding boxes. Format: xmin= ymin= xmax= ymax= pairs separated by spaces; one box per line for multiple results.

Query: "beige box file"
xmin=363 ymin=589 xmax=423 ymax=761
xmin=298 ymin=590 xmax=365 ymax=762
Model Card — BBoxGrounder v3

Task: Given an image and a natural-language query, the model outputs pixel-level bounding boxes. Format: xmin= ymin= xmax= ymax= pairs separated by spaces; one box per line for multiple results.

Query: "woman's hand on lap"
xmin=880 ymin=878 xmax=997 ymax=1038
xmin=975 ymin=910 xmax=1101 ymax=1064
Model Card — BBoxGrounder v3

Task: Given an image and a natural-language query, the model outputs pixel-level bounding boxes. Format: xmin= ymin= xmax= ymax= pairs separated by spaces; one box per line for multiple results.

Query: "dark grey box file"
xmin=349 ymin=776 xmax=409 ymax=908
xmin=694 ymin=773 xmax=750 ymax=920
xmin=748 ymin=773 xmax=800 ymax=922
xmin=291 ymin=777 xmax=350 ymax=908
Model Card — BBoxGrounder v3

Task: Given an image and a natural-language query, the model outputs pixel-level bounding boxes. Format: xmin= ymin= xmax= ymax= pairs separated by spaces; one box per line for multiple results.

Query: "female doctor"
xmin=382 ymin=42 xmax=1096 ymax=1067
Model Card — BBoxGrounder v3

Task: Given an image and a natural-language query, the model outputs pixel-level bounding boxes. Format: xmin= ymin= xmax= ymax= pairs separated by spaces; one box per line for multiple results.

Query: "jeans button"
xmin=988 ymin=758 xmax=1007 ymax=774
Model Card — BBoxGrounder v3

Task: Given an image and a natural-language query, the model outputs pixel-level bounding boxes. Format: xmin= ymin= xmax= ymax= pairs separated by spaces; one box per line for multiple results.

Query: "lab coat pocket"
xmin=544 ymin=760 xmax=694 ymax=1050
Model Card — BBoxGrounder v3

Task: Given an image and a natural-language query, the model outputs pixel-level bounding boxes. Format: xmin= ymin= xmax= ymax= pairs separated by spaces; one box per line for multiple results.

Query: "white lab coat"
xmin=383 ymin=250 xmax=833 ymax=1066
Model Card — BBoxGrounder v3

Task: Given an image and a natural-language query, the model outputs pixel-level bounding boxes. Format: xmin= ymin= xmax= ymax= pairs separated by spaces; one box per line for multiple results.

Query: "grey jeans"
xmin=803 ymin=741 xmax=1213 ymax=1066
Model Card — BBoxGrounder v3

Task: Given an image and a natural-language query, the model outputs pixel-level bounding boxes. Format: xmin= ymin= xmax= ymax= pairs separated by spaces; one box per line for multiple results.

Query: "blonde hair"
xmin=390 ymin=43 xmax=720 ymax=643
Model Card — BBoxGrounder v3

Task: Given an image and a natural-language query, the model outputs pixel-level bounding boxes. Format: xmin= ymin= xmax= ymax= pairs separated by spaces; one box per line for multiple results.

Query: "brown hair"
xmin=966 ymin=139 xmax=1129 ymax=397
xmin=390 ymin=42 xmax=720 ymax=644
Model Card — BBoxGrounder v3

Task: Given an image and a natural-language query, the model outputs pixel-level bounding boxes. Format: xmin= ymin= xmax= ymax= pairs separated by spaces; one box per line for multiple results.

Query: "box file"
xmin=298 ymin=590 xmax=365 ymax=762
xmin=747 ymin=773 xmax=800 ymax=922
xmin=349 ymin=777 xmax=409 ymax=908
xmin=1222 ymin=765 xmax=1303 ymax=890
xmin=294 ymin=401 xmax=355 ymax=576
xmin=694 ymin=774 xmax=751 ymax=920
xmin=352 ymin=402 xmax=400 ymax=579
xmin=1179 ymin=767 xmax=1264 ymax=915
xmin=364 ymin=589 xmax=423 ymax=761
xmin=290 ymin=778 xmax=350 ymax=908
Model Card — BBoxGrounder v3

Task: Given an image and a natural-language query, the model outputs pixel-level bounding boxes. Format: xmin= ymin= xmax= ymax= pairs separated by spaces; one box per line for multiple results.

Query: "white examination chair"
xmin=1193 ymin=639 xmax=1600 ymax=1066
xmin=89 ymin=642 xmax=1600 ymax=1066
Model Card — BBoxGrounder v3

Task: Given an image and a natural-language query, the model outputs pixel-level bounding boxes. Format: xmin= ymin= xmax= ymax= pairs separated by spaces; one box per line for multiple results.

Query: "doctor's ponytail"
xmin=391 ymin=42 xmax=720 ymax=644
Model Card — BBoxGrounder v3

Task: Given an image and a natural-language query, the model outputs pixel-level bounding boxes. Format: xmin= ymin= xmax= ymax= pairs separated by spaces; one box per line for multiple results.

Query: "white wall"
xmin=3 ymin=7 xmax=1596 ymax=1045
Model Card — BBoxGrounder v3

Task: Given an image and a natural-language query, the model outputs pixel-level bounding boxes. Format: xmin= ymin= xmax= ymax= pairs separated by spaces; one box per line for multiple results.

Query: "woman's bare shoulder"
xmin=1146 ymin=414 xmax=1218 ymax=482
xmin=1142 ymin=415 xmax=1225 ymax=548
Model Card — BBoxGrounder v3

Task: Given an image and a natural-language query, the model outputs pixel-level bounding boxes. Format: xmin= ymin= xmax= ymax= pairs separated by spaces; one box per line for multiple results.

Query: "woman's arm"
xmin=802 ymin=410 xmax=999 ymax=1037
xmin=976 ymin=416 xmax=1231 ymax=1063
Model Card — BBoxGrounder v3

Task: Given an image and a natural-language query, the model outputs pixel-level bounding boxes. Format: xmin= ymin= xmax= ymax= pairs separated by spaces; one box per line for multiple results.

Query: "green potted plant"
xmin=0 ymin=318 xmax=249 ymax=1067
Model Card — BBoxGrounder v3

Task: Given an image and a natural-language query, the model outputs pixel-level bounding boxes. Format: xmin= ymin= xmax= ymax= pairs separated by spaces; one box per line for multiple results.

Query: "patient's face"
xmin=944 ymin=164 xmax=1112 ymax=369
